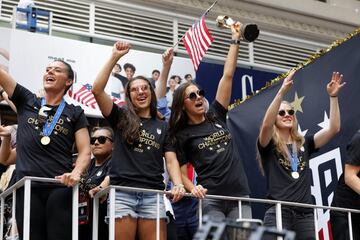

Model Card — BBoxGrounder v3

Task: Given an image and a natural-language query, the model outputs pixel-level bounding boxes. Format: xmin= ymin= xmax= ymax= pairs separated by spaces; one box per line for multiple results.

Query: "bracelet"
xmin=174 ymin=184 xmax=184 ymax=188
xmin=330 ymin=95 xmax=338 ymax=98
xmin=98 ymin=185 xmax=103 ymax=189
xmin=230 ymin=39 xmax=241 ymax=45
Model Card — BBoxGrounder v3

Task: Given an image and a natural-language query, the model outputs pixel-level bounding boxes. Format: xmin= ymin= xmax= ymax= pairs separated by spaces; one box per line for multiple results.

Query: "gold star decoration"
xmin=291 ymin=92 xmax=305 ymax=113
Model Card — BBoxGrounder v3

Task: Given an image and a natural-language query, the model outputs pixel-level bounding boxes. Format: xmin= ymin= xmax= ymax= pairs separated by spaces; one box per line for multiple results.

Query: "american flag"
xmin=70 ymin=83 xmax=124 ymax=109
xmin=183 ymin=15 xmax=214 ymax=71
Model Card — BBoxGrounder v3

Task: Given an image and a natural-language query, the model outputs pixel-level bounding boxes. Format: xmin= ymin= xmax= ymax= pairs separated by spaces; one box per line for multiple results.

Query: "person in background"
xmin=110 ymin=64 xmax=126 ymax=100
xmin=92 ymin=41 xmax=184 ymax=240
xmin=79 ymin=126 xmax=113 ymax=240
xmin=124 ymin=62 xmax=136 ymax=81
xmin=165 ymin=76 xmax=178 ymax=108
xmin=0 ymin=59 xmax=91 ymax=240
xmin=149 ymin=69 xmax=160 ymax=89
xmin=184 ymin=74 xmax=194 ymax=83
xmin=169 ymin=22 xmax=251 ymax=224
xmin=330 ymin=129 xmax=360 ymax=240
xmin=257 ymin=71 xmax=345 ymax=239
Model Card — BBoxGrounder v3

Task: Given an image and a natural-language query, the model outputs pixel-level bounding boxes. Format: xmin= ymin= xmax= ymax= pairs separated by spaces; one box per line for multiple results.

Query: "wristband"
xmin=330 ymin=95 xmax=337 ymax=98
xmin=174 ymin=184 xmax=184 ymax=188
xmin=230 ymin=39 xmax=241 ymax=45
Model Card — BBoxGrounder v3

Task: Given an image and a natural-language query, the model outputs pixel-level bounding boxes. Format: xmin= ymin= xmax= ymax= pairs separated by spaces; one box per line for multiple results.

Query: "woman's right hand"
xmin=279 ymin=69 xmax=296 ymax=94
xmin=0 ymin=125 xmax=12 ymax=137
xmin=112 ymin=41 xmax=131 ymax=58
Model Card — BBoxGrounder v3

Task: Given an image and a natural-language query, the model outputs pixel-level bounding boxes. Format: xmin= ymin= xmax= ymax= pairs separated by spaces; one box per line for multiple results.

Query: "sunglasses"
xmin=130 ymin=84 xmax=150 ymax=93
xmin=90 ymin=136 xmax=113 ymax=145
xmin=185 ymin=89 xmax=205 ymax=101
xmin=278 ymin=109 xmax=295 ymax=117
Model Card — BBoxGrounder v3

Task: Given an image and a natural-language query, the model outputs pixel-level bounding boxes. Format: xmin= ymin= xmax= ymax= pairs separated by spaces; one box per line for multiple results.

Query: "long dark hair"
xmin=117 ymin=76 xmax=157 ymax=145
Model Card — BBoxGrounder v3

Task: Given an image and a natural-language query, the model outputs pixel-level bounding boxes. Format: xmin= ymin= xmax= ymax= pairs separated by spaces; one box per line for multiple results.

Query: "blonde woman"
xmin=257 ymin=71 xmax=345 ymax=239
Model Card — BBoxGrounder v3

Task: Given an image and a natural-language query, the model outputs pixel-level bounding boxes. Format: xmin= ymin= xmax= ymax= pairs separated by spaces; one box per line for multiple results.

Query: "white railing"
xmin=0 ymin=176 xmax=79 ymax=240
xmin=93 ymin=185 xmax=360 ymax=240
xmin=1 ymin=177 xmax=359 ymax=240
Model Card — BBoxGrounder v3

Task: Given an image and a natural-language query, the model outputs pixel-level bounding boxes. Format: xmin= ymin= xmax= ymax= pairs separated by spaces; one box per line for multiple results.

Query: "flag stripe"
xmin=183 ymin=15 xmax=213 ymax=71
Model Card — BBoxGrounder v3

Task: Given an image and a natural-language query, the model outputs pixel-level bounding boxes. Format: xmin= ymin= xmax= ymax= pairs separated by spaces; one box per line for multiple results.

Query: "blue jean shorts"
xmin=108 ymin=191 xmax=166 ymax=220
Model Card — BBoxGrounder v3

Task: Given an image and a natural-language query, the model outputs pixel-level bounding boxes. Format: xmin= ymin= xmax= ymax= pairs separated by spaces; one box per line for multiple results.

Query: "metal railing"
xmin=93 ymin=185 xmax=360 ymax=240
xmin=1 ymin=177 xmax=359 ymax=240
xmin=0 ymin=176 xmax=79 ymax=240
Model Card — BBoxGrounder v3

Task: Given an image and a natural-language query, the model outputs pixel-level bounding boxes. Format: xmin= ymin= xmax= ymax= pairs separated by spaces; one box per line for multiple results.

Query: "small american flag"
xmin=183 ymin=15 xmax=214 ymax=71
xmin=70 ymin=83 xmax=124 ymax=109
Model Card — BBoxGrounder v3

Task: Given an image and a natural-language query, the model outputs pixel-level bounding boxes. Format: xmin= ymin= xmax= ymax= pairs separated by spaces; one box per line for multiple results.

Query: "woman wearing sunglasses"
xmin=92 ymin=41 xmax=184 ymax=240
xmin=169 ymin=22 xmax=252 ymax=222
xmin=79 ymin=127 xmax=114 ymax=240
xmin=257 ymin=70 xmax=345 ymax=239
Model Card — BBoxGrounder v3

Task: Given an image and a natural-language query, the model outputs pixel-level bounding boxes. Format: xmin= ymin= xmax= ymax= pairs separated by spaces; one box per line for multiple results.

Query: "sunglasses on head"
xmin=130 ymin=84 xmax=149 ymax=93
xmin=185 ymin=89 xmax=205 ymax=101
xmin=90 ymin=136 xmax=113 ymax=145
xmin=278 ymin=109 xmax=295 ymax=117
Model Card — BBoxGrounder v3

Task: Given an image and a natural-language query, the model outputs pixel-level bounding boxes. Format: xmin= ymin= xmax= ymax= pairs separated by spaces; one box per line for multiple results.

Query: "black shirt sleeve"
xmin=10 ymin=83 xmax=37 ymax=112
xmin=208 ymin=100 xmax=228 ymax=123
xmin=105 ymin=103 xmax=126 ymax=129
xmin=73 ymin=105 xmax=88 ymax=131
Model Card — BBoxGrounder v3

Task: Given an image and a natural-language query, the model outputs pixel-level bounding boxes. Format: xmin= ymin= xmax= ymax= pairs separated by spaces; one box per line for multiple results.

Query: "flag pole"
xmin=172 ymin=0 xmax=219 ymax=48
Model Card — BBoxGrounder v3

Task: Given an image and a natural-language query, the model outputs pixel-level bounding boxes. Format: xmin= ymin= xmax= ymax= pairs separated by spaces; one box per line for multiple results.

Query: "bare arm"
xmin=344 ymin=164 xmax=360 ymax=195
xmin=0 ymin=90 xmax=17 ymax=113
xmin=56 ymin=128 xmax=91 ymax=187
xmin=0 ymin=125 xmax=16 ymax=165
xmin=258 ymin=70 xmax=296 ymax=147
xmin=179 ymin=163 xmax=207 ymax=198
xmin=0 ymin=68 xmax=17 ymax=98
xmin=92 ymin=41 xmax=131 ymax=117
xmin=164 ymin=151 xmax=185 ymax=202
xmin=215 ymin=22 xmax=241 ymax=109
xmin=155 ymin=48 xmax=173 ymax=99
xmin=314 ymin=72 xmax=345 ymax=149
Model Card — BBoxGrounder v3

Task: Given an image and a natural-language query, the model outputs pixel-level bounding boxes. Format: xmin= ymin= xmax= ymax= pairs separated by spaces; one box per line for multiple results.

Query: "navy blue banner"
xmin=227 ymin=33 xmax=360 ymax=238
xmin=195 ymin=62 xmax=278 ymax=103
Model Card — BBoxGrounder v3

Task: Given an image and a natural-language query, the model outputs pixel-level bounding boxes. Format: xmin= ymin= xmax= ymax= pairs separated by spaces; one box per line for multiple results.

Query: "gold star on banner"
xmin=291 ymin=92 xmax=305 ymax=113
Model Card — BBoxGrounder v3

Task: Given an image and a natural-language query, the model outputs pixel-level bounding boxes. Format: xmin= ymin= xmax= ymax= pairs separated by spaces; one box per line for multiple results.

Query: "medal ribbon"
xmin=41 ymin=98 xmax=66 ymax=137
xmin=290 ymin=143 xmax=298 ymax=173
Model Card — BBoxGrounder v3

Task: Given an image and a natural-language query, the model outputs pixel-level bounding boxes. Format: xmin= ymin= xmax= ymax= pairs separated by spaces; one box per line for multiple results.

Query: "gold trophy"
xmin=216 ymin=15 xmax=259 ymax=42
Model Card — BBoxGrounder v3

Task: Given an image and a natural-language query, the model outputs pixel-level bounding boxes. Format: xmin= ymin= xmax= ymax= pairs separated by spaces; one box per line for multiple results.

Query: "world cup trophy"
xmin=216 ymin=15 xmax=259 ymax=42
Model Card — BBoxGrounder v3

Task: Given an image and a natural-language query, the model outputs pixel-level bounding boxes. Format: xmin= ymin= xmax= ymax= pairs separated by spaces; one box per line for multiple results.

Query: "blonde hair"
xmin=257 ymin=101 xmax=304 ymax=175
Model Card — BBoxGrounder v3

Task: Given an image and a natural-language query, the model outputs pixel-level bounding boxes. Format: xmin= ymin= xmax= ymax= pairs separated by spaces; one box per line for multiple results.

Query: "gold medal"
xmin=41 ymin=136 xmax=51 ymax=145
xmin=291 ymin=172 xmax=299 ymax=179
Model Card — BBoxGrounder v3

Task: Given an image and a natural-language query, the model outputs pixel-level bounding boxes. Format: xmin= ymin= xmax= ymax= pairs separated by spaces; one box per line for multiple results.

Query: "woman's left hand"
xmin=327 ymin=72 xmax=346 ymax=97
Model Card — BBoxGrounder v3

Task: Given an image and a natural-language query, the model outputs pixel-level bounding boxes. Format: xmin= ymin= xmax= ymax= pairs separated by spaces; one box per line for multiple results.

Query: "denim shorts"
xmin=108 ymin=191 xmax=166 ymax=220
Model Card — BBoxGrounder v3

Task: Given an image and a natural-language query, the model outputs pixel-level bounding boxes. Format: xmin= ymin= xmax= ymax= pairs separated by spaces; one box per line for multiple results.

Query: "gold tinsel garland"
xmin=229 ymin=27 xmax=360 ymax=111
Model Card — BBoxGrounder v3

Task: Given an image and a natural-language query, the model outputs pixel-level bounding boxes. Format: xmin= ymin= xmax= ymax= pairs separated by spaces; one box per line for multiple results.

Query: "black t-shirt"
xmin=258 ymin=135 xmax=317 ymax=204
xmin=10 ymin=84 xmax=88 ymax=180
xmin=80 ymin=157 xmax=111 ymax=194
xmin=175 ymin=101 xmax=250 ymax=196
xmin=332 ymin=131 xmax=360 ymax=210
xmin=106 ymin=104 xmax=173 ymax=190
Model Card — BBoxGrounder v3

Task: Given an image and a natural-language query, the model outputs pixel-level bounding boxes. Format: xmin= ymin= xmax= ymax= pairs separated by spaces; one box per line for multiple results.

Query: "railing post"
xmin=275 ymin=202 xmax=283 ymax=240
xmin=0 ymin=197 xmax=4 ymax=238
xmin=72 ymin=184 xmax=79 ymax=240
xmin=156 ymin=193 xmax=160 ymax=240
xmin=12 ymin=189 xmax=16 ymax=238
xmin=348 ymin=211 xmax=353 ymax=240
xmin=275 ymin=203 xmax=282 ymax=231
xmin=109 ymin=187 xmax=116 ymax=240
xmin=23 ymin=179 xmax=31 ymax=240
xmin=314 ymin=208 xmax=319 ymax=240
xmin=238 ymin=200 xmax=242 ymax=219
xmin=92 ymin=195 xmax=100 ymax=240
xmin=199 ymin=199 xmax=203 ymax=227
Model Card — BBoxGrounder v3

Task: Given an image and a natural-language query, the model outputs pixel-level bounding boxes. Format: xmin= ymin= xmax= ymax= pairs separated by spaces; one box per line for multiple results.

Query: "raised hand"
xmin=231 ymin=21 xmax=242 ymax=41
xmin=112 ymin=41 xmax=131 ymax=58
xmin=327 ymin=72 xmax=346 ymax=97
xmin=279 ymin=69 xmax=296 ymax=94
xmin=162 ymin=47 xmax=174 ymax=67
